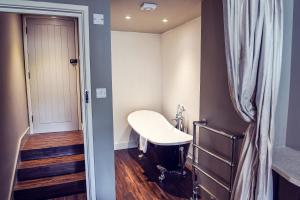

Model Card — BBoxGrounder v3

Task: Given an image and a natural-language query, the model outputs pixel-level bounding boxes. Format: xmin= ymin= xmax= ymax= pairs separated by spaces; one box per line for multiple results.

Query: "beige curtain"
xmin=222 ymin=0 xmax=283 ymax=199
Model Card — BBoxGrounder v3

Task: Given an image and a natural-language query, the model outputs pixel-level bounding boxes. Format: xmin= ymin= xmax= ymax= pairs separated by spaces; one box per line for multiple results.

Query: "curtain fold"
xmin=222 ymin=0 xmax=283 ymax=199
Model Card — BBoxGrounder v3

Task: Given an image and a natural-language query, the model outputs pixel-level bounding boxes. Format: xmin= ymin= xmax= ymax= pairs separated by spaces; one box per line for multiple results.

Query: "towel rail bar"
xmin=192 ymin=164 xmax=231 ymax=192
xmin=193 ymin=121 xmax=243 ymax=140
xmin=193 ymin=144 xmax=233 ymax=166
xmin=197 ymin=183 xmax=218 ymax=200
xmin=191 ymin=120 xmax=244 ymax=200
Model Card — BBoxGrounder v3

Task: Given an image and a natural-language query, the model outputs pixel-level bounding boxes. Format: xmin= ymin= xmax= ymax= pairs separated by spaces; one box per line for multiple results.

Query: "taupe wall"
xmin=0 ymin=13 xmax=29 ymax=200
xmin=28 ymin=0 xmax=116 ymax=199
xmin=198 ymin=0 xmax=299 ymax=199
xmin=200 ymin=0 xmax=247 ymax=133
xmin=198 ymin=1 xmax=247 ymax=199
xmin=274 ymin=0 xmax=294 ymax=148
xmin=286 ymin=0 xmax=300 ymax=150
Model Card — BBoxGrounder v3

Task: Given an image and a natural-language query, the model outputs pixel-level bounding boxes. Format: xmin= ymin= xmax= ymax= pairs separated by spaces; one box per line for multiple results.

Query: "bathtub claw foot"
xmin=158 ymin=173 xmax=166 ymax=182
xmin=138 ymin=154 xmax=144 ymax=160
xmin=191 ymin=185 xmax=201 ymax=200
xmin=157 ymin=165 xmax=167 ymax=182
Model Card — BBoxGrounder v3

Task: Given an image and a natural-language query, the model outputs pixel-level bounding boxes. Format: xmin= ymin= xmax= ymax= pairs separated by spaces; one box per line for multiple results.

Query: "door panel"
xmin=27 ymin=18 xmax=78 ymax=133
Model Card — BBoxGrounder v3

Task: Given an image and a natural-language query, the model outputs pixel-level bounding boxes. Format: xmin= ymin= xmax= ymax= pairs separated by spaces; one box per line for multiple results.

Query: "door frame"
xmin=23 ymin=15 xmax=83 ymax=133
xmin=0 ymin=1 xmax=96 ymax=199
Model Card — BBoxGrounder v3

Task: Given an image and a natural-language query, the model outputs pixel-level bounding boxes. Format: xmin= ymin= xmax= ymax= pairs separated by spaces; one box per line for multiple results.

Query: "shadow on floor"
xmin=127 ymin=148 xmax=193 ymax=199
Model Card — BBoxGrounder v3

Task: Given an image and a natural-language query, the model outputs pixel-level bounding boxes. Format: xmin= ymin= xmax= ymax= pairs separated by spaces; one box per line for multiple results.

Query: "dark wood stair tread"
xmin=18 ymin=154 xmax=85 ymax=169
xmin=14 ymin=131 xmax=86 ymax=200
xmin=22 ymin=131 xmax=83 ymax=150
xmin=15 ymin=172 xmax=85 ymax=191
xmin=20 ymin=144 xmax=84 ymax=161
xmin=48 ymin=193 xmax=87 ymax=200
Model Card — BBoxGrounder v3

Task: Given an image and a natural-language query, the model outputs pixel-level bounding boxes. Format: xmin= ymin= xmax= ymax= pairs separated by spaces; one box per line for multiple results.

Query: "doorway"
xmin=110 ymin=0 xmax=201 ymax=199
xmin=0 ymin=2 xmax=96 ymax=200
xmin=8 ymin=15 xmax=87 ymax=199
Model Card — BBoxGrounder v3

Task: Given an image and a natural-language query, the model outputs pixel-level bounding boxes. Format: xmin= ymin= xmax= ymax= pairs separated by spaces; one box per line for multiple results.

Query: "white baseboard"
xmin=114 ymin=141 xmax=138 ymax=150
xmin=9 ymin=127 xmax=30 ymax=199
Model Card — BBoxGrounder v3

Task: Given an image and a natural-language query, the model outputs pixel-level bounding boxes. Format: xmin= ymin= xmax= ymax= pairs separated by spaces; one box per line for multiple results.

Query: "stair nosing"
xmin=14 ymin=180 xmax=86 ymax=200
xmin=18 ymin=154 xmax=85 ymax=169
xmin=21 ymin=143 xmax=84 ymax=152
xmin=20 ymin=144 xmax=84 ymax=161
xmin=15 ymin=172 xmax=86 ymax=191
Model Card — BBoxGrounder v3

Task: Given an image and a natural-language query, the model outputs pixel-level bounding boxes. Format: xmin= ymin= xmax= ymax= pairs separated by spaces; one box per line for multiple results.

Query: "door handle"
xmin=70 ymin=58 xmax=78 ymax=64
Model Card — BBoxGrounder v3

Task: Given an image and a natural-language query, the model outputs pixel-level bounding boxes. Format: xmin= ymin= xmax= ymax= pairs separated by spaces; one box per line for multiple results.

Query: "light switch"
xmin=96 ymin=88 xmax=106 ymax=98
xmin=93 ymin=13 xmax=104 ymax=25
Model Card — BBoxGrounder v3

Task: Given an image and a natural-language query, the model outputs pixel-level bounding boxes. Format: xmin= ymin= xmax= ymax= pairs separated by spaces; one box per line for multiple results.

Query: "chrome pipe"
xmin=192 ymin=164 xmax=231 ymax=192
xmin=192 ymin=123 xmax=199 ymax=199
xmin=194 ymin=121 xmax=244 ymax=139
xmin=193 ymin=144 xmax=233 ymax=166
xmin=229 ymin=138 xmax=236 ymax=191
xmin=198 ymin=184 xmax=218 ymax=200
xmin=179 ymin=146 xmax=185 ymax=175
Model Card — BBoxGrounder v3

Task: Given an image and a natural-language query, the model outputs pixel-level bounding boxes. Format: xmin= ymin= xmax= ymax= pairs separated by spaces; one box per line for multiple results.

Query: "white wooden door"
xmin=27 ymin=18 xmax=79 ymax=133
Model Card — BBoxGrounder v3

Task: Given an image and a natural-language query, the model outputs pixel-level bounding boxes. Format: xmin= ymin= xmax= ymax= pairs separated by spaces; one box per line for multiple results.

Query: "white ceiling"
xmin=110 ymin=0 xmax=201 ymax=34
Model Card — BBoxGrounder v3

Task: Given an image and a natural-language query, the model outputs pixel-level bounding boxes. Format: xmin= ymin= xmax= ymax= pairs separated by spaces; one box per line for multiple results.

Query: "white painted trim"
xmin=114 ymin=141 xmax=138 ymax=150
xmin=22 ymin=17 xmax=33 ymax=134
xmin=8 ymin=127 xmax=30 ymax=200
xmin=0 ymin=1 xmax=88 ymax=15
xmin=74 ymin=19 xmax=83 ymax=130
xmin=78 ymin=9 xmax=97 ymax=200
xmin=0 ymin=2 xmax=96 ymax=199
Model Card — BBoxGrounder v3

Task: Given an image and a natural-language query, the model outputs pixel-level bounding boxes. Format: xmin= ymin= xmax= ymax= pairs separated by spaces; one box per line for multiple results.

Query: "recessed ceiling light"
xmin=162 ymin=18 xmax=168 ymax=23
xmin=125 ymin=15 xmax=132 ymax=20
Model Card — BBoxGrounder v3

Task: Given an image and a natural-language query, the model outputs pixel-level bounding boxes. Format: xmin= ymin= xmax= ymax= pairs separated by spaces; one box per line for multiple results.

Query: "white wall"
xmin=111 ymin=31 xmax=162 ymax=150
xmin=161 ymin=18 xmax=201 ymax=137
xmin=111 ymin=18 xmax=201 ymax=151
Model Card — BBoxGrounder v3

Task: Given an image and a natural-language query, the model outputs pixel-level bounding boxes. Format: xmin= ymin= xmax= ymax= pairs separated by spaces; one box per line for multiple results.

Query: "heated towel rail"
xmin=191 ymin=120 xmax=244 ymax=200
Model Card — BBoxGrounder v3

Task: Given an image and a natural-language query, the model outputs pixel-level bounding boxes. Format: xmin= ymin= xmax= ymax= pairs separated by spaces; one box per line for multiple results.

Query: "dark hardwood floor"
xmin=15 ymin=132 xmax=192 ymax=199
xmin=115 ymin=148 xmax=193 ymax=200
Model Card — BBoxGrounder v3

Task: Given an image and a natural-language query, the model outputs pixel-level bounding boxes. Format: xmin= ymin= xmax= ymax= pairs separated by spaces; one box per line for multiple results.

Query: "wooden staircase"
xmin=14 ymin=131 xmax=86 ymax=200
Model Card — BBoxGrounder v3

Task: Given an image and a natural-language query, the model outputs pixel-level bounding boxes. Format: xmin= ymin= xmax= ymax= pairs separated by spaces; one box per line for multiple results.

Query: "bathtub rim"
xmin=128 ymin=110 xmax=193 ymax=146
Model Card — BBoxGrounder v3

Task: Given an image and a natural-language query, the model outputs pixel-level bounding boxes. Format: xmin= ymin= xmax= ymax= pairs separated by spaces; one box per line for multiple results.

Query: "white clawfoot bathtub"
xmin=128 ymin=110 xmax=193 ymax=146
xmin=127 ymin=110 xmax=193 ymax=181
